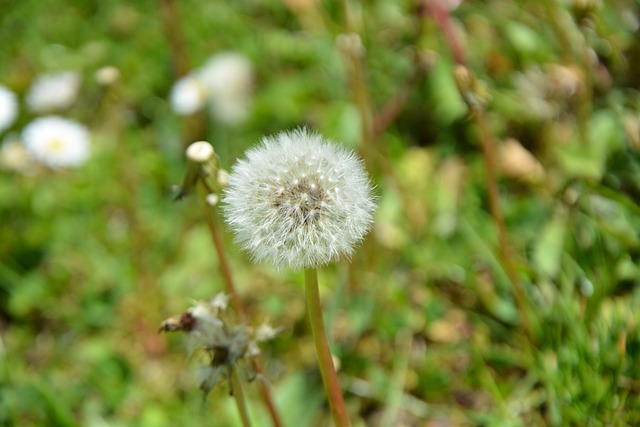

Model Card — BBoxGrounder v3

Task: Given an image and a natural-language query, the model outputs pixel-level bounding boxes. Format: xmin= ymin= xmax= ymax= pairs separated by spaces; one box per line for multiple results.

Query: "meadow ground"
xmin=1 ymin=1 xmax=640 ymax=426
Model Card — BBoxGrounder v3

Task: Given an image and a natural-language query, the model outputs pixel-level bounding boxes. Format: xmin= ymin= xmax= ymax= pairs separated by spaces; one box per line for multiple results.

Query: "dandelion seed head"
xmin=223 ymin=128 xmax=376 ymax=270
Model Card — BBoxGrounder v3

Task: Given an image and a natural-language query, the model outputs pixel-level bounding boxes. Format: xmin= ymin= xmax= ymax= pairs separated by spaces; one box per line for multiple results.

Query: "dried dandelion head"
xmin=159 ymin=293 xmax=278 ymax=394
xmin=222 ymin=128 xmax=376 ymax=270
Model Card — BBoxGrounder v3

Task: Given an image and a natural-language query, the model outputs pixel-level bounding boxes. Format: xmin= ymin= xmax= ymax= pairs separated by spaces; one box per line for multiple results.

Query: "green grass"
xmin=1 ymin=0 xmax=640 ymax=425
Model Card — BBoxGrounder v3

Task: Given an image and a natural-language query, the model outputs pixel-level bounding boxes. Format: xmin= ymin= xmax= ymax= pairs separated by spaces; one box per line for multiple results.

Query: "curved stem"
xmin=231 ymin=367 xmax=252 ymax=427
xmin=304 ymin=268 xmax=351 ymax=427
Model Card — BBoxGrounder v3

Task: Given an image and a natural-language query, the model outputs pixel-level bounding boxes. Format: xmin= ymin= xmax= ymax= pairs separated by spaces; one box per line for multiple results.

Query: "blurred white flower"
xmin=169 ymin=75 xmax=208 ymax=115
xmin=26 ymin=71 xmax=82 ymax=112
xmin=0 ymin=85 xmax=18 ymax=133
xmin=223 ymin=128 xmax=377 ymax=270
xmin=0 ymin=135 xmax=31 ymax=173
xmin=198 ymin=52 xmax=253 ymax=125
xmin=22 ymin=116 xmax=90 ymax=168
xmin=94 ymin=66 xmax=120 ymax=86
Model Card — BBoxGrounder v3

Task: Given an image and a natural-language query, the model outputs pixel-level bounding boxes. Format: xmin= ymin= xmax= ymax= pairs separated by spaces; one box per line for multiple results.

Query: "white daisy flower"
xmin=198 ymin=52 xmax=253 ymax=125
xmin=26 ymin=71 xmax=82 ymax=113
xmin=22 ymin=116 xmax=90 ymax=168
xmin=169 ymin=75 xmax=208 ymax=115
xmin=223 ymin=128 xmax=377 ymax=270
xmin=0 ymin=85 xmax=18 ymax=133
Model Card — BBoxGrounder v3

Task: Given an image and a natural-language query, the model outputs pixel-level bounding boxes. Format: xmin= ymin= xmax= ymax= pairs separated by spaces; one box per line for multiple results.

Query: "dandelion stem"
xmin=197 ymin=184 xmax=284 ymax=427
xmin=199 ymin=188 xmax=244 ymax=316
xmin=304 ymin=268 xmax=351 ymax=427
xmin=231 ymin=367 xmax=252 ymax=427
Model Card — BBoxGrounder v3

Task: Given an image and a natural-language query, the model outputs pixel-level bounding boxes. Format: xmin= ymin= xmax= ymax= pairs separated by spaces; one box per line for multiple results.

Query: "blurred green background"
xmin=2 ymin=0 xmax=640 ymax=425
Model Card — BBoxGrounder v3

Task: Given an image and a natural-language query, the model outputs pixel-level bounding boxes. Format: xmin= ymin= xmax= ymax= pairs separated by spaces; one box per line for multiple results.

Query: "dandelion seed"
xmin=0 ymin=85 xmax=18 ymax=133
xmin=22 ymin=116 xmax=90 ymax=169
xmin=223 ymin=128 xmax=376 ymax=270
xmin=26 ymin=71 xmax=82 ymax=112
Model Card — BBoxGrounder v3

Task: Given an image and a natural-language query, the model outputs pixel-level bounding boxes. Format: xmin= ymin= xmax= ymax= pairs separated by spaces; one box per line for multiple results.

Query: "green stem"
xmin=231 ymin=367 xmax=252 ymax=427
xmin=304 ymin=268 xmax=351 ymax=427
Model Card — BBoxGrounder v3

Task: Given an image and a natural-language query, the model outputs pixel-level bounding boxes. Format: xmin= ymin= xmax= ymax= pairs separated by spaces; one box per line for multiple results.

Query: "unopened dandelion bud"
xmin=186 ymin=141 xmax=215 ymax=163
xmin=176 ymin=141 xmax=218 ymax=200
xmin=453 ymin=65 xmax=490 ymax=112
xmin=206 ymin=193 xmax=219 ymax=206
xmin=453 ymin=65 xmax=473 ymax=93
xmin=223 ymin=128 xmax=376 ymax=270
xmin=217 ymin=168 xmax=230 ymax=188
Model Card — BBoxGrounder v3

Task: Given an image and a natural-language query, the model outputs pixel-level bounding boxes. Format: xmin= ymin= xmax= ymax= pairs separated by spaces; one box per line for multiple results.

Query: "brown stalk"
xmin=426 ymin=0 xmax=534 ymax=339
xmin=197 ymin=185 xmax=285 ymax=427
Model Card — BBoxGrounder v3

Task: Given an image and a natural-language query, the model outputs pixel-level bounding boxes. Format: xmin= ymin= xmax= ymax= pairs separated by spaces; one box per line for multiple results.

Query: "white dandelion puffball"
xmin=223 ymin=128 xmax=376 ymax=270
xmin=22 ymin=116 xmax=90 ymax=168
xmin=169 ymin=75 xmax=208 ymax=115
xmin=0 ymin=85 xmax=18 ymax=133
xmin=198 ymin=52 xmax=253 ymax=125
xmin=26 ymin=71 xmax=82 ymax=113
